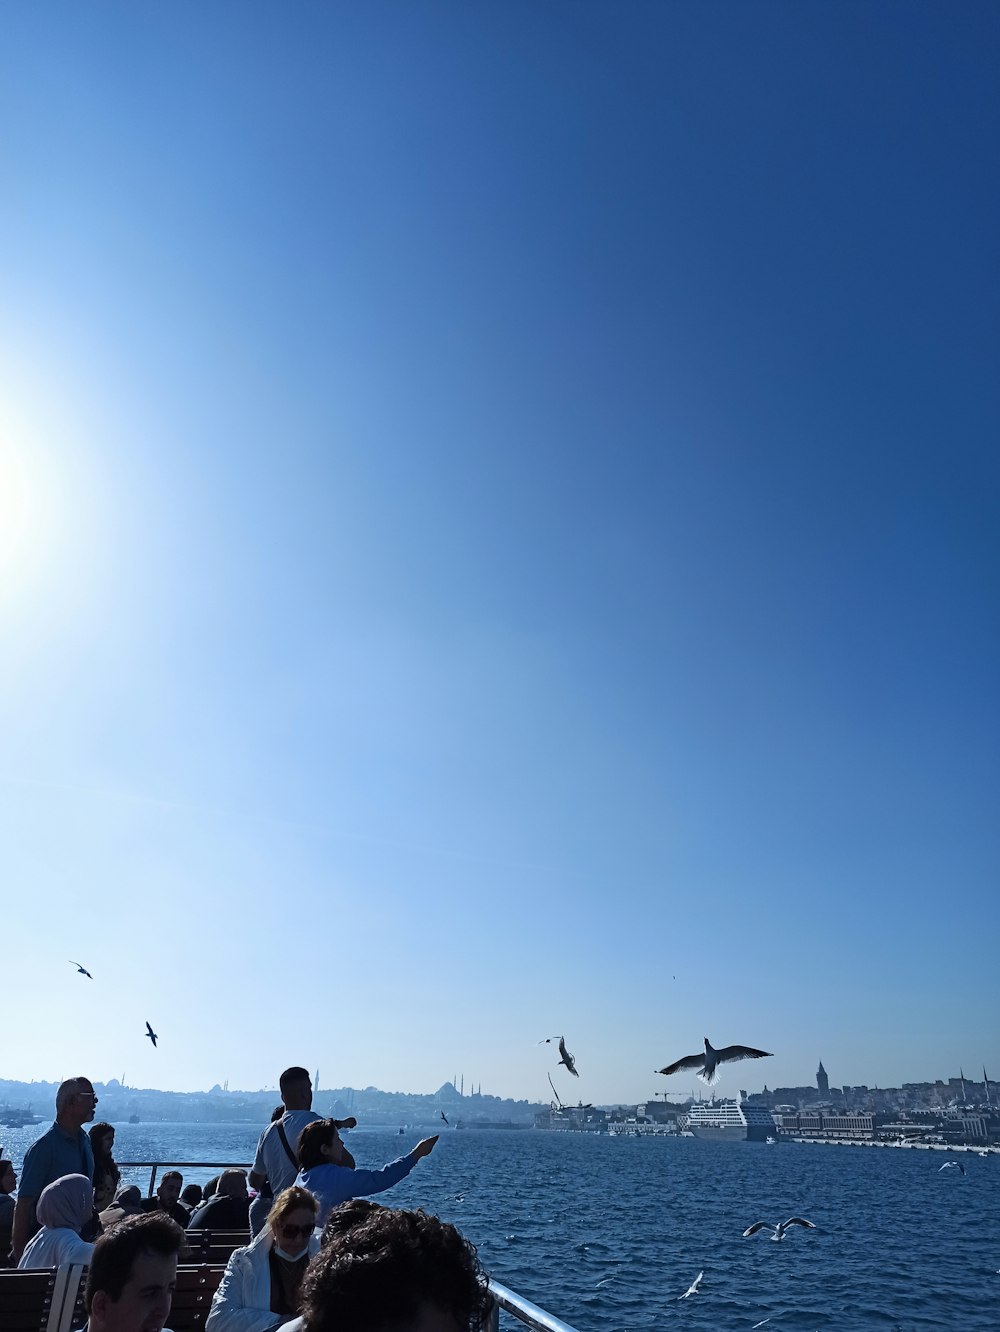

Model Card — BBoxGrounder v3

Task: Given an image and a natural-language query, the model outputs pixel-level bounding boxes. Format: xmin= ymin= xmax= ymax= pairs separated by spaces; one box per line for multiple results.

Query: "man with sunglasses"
xmin=10 ymin=1076 xmax=98 ymax=1262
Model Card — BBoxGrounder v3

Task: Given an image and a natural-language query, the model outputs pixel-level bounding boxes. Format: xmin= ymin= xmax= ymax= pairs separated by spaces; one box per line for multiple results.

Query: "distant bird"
xmin=547 ymin=1072 xmax=564 ymax=1107
xmin=678 ymin=1271 xmax=703 ymax=1300
xmin=938 ymin=1161 xmax=966 ymax=1175
xmin=743 ymin=1217 xmax=816 ymax=1241
xmin=440 ymin=1110 xmax=449 ymax=1126
xmin=70 ymin=961 xmax=93 ymax=979
xmin=541 ymin=1035 xmax=579 ymax=1077
xmin=145 ymin=1021 xmax=158 ymax=1048
xmin=657 ymin=1036 xmax=772 ymax=1085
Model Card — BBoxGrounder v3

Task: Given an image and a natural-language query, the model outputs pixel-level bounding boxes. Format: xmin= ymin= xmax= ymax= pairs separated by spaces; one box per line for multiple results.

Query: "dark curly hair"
xmin=300 ymin=1206 xmax=492 ymax=1332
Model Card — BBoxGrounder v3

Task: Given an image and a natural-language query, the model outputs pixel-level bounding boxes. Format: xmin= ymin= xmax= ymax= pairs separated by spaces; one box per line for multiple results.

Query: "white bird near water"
xmin=939 ymin=1161 xmax=966 ymax=1174
xmin=678 ymin=1271 xmax=703 ymax=1299
xmin=743 ymin=1217 xmax=816 ymax=1241
xmin=658 ymin=1035 xmax=772 ymax=1085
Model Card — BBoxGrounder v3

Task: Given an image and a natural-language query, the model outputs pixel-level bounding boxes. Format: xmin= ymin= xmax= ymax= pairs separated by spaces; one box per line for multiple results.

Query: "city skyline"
xmin=2 ymin=3 xmax=997 ymax=1104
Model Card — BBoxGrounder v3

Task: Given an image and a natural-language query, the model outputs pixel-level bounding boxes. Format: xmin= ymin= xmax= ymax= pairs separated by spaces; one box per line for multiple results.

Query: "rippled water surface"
xmin=4 ymin=1122 xmax=997 ymax=1330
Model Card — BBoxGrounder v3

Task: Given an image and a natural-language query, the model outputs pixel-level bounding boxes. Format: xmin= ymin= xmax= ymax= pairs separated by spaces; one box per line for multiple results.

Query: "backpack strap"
xmin=275 ymin=1120 xmax=298 ymax=1169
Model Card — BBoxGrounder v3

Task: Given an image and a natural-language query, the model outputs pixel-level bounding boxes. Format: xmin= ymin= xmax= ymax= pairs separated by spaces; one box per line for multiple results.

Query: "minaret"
xmin=960 ymin=1068 xmax=968 ymax=1104
xmin=817 ymin=1061 xmax=829 ymax=1097
xmin=315 ymin=1069 xmax=319 ymax=1093
xmin=984 ymin=1067 xmax=992 ymax=1108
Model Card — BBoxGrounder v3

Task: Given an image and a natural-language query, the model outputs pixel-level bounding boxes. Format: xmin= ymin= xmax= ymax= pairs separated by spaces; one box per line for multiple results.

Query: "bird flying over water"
xmin=547 ymin=1072 xmax=564 ymax=1107
xmin=657 ymin=1036 xmax=772 ymax=1085
xmin=541 ymin=1035 xmax=579 ymax=1077
xmin=70 ymin=961 xmax=93 ymax=979
xmin=678 ymin=1271 xmax=703 ymax=1299
xmin=743 ymin=1217 xmax=816 ymax=1241
xmin=145 ymin=1021 xmax=158 ymax=1048
xmin=440 ymin=1110 xmax=449 ymax=1125
xmin=938 ymin=1161 xmax=966 ymax=1174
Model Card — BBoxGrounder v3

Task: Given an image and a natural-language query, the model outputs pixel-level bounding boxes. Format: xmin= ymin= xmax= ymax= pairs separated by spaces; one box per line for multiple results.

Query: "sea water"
xmin=3 ymin=1121 xmax=997 ymax=1330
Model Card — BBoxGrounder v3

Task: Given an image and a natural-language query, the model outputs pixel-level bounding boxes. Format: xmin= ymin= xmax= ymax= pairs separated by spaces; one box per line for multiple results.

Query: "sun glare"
xmin=0 ymin=410 xmax=63 ymax=609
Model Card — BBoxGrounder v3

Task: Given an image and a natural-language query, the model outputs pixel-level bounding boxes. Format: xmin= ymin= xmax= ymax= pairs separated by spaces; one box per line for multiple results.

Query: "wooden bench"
xmin=0 ymin=1266 xmax=83 ymax=1332
xmin=182 ymin=1230 xmax=249 ymax=1263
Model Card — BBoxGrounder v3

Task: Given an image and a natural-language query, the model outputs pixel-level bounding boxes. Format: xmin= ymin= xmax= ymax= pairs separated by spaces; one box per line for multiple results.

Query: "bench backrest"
xmin=182 ymin=1230 xmax=249 ymax=1263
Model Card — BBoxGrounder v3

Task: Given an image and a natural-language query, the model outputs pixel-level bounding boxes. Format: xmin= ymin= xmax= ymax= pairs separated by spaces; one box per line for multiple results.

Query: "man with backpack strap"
xmin=249 ymin=1067 xmax=355 ymax=1237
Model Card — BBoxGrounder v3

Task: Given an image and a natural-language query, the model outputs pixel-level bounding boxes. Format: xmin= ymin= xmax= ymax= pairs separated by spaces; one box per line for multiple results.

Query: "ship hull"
xmin=688 ymin=1123 xmax=770 ymax=1142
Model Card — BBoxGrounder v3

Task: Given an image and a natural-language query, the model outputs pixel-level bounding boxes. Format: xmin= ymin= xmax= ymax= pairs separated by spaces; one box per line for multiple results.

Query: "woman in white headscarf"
xmin=17 ymin=1173 xmax=95 ymax=1268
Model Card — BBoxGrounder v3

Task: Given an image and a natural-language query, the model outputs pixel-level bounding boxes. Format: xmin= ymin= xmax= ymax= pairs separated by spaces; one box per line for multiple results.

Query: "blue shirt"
xmin=19 ymin=1123 xmax=95 ymax=1200
xmin=297 ymin=1151 xmax=419 ymax=1226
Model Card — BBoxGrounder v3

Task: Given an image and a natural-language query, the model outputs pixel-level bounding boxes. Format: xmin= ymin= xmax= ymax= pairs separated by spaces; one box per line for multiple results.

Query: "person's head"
xmin=299 ymin=1207 xmax=492 ymax=1332
xmin=279 ymin=1066 xmax=313 ymax=1112
xmin=56 ymin=1076 xmax=99 ymax=1128
xmin=110 ymin=1185 xmax=143 ymax=1217
xmin=90 ymin=1122 xmax=117 ymax=1158
xmin=297 ymin=1119 xmax=349 ymax=1171
xmin=36 ymin=1173 xmax=95 ymax=1235
xmin=203 ymin=1175 xmax=219 ymax=1200
xmin=217 ymin=1168 xmax=248 ymax=1200
xmin=85 ymin=1212 xmax=184 ymax=1332
xmin=0 ymin=1160 xmax=16 ymax=1194
xmin=269 ymin=1185 xmax=319 ymax=1258
xmin=320 ymin=1199 xmax=385 ymax=1246
xmin=180 ymin=1184 xmax=202 ymax=1209
xmin=271 ymin=1104 xmax=286 ymax=1122
xmin=156 ymin=1171 xmax=182 ymax=1208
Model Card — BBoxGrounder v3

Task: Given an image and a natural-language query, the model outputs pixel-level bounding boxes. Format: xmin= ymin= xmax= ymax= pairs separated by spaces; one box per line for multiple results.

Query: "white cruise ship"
xmin=682 ymin=1093 xmax=776 ymax=1142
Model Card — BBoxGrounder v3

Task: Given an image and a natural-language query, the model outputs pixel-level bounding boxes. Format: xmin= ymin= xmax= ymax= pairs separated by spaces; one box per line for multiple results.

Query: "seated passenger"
xmin=189 ymin=1169 xmax=250 ymax=1230
xmin=99 ymin=1183 xmax=144 ymax=1229
xmin=17 ymin=1173 xmax=95 ymax=1268
xmin=85 ymin=1212 xmax=184 ymax=1332
xmin=89 ymin=1122 xmax=122 ymax=1213
xmin=0 ymin=1159 xmax=16 ymax=1266
xmin=205 ymin=1185 xmax=319 ymax=1332
xmin=180 ymin=1183 xmax=203 ymax=1215
xmin=140 ymin=1170 xmax=189 ymax=1227
xmin=298 ymin=1206 xmax=492 ymax=1332
xmin=295 ymin=1121 xmax=438 ymax=1228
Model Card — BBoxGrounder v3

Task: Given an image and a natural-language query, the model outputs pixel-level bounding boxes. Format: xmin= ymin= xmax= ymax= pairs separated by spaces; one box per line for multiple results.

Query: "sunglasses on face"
xmin=280 ymin=1222 xmax=315 ymax=1241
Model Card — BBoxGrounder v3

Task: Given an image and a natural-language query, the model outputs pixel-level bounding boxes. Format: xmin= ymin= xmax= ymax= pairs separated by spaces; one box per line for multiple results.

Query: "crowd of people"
xmin=0 ymin=1067 xmax=490 ymax=1332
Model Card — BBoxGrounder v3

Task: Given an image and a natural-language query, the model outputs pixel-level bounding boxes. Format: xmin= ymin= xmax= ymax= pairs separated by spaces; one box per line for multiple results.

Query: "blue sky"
xmin=1 ymin=2 xmax=997 ymax=1105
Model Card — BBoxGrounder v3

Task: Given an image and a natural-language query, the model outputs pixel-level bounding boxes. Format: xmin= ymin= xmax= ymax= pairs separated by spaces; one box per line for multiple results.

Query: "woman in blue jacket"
xmin=294 ymin=1120 xmax=438 ymax=1228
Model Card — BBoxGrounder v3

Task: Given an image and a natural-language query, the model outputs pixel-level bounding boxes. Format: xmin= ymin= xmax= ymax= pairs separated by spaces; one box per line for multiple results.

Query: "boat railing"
xmin=115 ymin=1162 xmax=583 ymax=1332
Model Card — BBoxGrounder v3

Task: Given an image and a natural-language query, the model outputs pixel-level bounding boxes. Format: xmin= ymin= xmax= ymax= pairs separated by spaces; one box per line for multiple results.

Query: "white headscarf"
xmin=36 ymin=1173 xmax=94 ymax=1233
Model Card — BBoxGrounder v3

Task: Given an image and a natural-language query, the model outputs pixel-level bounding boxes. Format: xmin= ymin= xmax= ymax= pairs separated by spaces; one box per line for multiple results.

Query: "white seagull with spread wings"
xmin=743 ymin=1217 xmax=816 ymax=1241
xmin=541 ymin=1035 xmax=579 ymax=1077
xmin=657 ymin=1036 xmax=772 ymax=1085
xmin=678 ymin=1271 xmax=703 ymax=1299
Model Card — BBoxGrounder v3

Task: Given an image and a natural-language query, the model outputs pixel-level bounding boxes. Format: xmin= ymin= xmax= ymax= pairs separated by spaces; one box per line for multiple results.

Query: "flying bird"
xmin=145 ymin=1022 xmax=158 ymax=1048
xmin=439 ymin=1111 xmax=449 ymax=1125
xmin=938 ymin=1161 xmax=965 ymax=1174
xmin=743 ymin=1217 xmax=816 ymax=1241
xmin=678 ymin=1271 xmax=703 ymax=1300
xmin=657 ymin=1036 xmax=772 ymax=1085
xmin=70 ymin=961 xmax=93 ymax=979
xmin=541 ymin=1035 xmax=579 ymax=1077
xmin=547 ymin=1072 xmax=564 ymax=1107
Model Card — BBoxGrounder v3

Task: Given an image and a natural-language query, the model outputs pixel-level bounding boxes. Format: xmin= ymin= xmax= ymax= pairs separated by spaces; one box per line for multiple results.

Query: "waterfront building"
xmin=817 ymin=1061 xmax=829 ymax=1098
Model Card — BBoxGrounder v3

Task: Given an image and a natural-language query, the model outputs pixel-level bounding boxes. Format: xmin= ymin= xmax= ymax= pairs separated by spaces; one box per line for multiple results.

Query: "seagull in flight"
xmin=547 ymin=1072 xmax=564 ymax=1107
xmin=541 ymin=1035 xmax=579 ymax=1077
xmin=743 ymin=1217 xmax=816 ymax=1241
xmin=145 ymin=1021 xmax=158 ymax=1048
xmin=439 ymin=1110 xmax=449 ymax=1126
xmin=939 ymin=1161 xmax=966 ymax=1174
xmin=70 ymin=961 xmax=93 ymax=979
xmin=657 ymin=1036 xmax=772 ymax=1085
xmin=678 ymin=1271 xmax=703 ymax=1299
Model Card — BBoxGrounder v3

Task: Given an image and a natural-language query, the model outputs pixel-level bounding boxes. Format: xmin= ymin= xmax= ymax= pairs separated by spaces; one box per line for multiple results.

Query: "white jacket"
xmin=205 ymin=1225 xmax=320 ymax=1332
